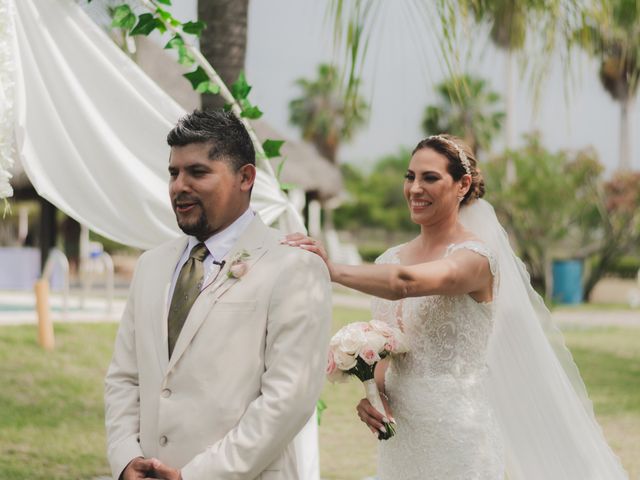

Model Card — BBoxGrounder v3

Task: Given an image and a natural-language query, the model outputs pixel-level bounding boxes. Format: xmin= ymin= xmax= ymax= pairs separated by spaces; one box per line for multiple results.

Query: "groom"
xmin=105 ymin=110 xmax=332 ymax=480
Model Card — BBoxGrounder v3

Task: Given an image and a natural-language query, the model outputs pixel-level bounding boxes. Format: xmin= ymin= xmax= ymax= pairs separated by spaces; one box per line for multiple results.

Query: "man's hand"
xmin=121 ymin=457 xmax=154 ymax=479
xmin=121 ymin=457 xmax=181 ymax=480
xmin=147 ymin=458 xmax=181 ymax=480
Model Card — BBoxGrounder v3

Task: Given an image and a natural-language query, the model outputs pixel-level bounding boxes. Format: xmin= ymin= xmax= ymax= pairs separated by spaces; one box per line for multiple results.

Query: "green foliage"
xmin=422 ymin=74 xmax=504 ymax=154
xmin=105 ymin=3 xmax=281 ymax=188
xmin=328 ymin=1 xmax=581 ymax=116
xmin=130 ymin=13 xmax=165 ymax=36
xmin=484 ymin=133 xmax=603 ymax=292
xmin=603 ymin=256 xmax=640 ymax=279
xmin=573 ymin=0 xmax=640 ymax=102
xmin=181 ymin=21 xmax=206 ymax=37
xmin=334 ymin=150 xmax=417 ymax=232
xmin=262 ymin=139 xmax=285 ymax=159
xmin=230 ymin=72 xmax=263 ymax=120
xmin=469 ymin=0 xmax=531 ymax=51
xmin=110 ymin=5 xmax=136 ymax=31
xmin=485 ymin=133 xmax=640 ymax=297
xmin=357 ymin=245 xmax=388 ymax=263
xmin=583 ymin=171 xmax=640 ymax=295
xmin=164 ymin=35 xmax=194 ymax=66
xmin=183 ymin=66 xmax=220 ymax=94
xmin=289 ymin=64 xmax=368 ymax=163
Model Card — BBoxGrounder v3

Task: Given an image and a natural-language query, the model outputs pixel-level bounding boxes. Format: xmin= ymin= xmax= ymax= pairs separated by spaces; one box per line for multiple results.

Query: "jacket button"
xmin=161 ymin=388 xmax=171 ymax=398
xmin=159 ymin=435 xmax=168 ymax=446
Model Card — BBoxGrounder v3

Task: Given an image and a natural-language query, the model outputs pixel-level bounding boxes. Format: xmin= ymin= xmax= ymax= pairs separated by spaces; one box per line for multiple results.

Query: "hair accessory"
xmin=427 ymin=135 xmax=472 ymax=175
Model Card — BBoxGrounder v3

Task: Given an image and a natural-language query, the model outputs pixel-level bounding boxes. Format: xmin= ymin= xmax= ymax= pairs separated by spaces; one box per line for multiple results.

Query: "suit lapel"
xmin=166 ymin=216 xmax=272 ymax=373
xmin=152 ymin=236 xmax=189 ymax=375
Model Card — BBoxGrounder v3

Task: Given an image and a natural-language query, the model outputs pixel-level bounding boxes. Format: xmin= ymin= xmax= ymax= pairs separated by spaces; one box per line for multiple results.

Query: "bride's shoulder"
xmin=446 ymin=238 xmax=498 ymax=275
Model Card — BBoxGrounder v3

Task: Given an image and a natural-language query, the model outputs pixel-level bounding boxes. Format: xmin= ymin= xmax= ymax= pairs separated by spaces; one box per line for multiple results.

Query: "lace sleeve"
xmin=446 ymin=241 xmax=499 ymax=301
xmin=446 ymin=241 xmax=498 ymax=277
xmin=371 ymin=245 xmax=405 ymax=330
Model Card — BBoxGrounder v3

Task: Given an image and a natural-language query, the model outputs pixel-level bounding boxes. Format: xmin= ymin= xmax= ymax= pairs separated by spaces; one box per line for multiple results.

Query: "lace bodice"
xmin=372 ymin=241 xmax=498 ymax=379
xmin=373 ymin=241 xmax=505 ymax=479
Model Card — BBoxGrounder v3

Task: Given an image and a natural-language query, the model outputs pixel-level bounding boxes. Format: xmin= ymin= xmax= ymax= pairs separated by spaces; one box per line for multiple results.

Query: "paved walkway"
xmin=0 ymin=290 xmax=638 ymax=328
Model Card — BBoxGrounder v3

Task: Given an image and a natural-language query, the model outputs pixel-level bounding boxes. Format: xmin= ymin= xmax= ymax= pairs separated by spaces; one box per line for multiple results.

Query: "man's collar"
xmin=186 ymin=208 xmax=255 ymax=261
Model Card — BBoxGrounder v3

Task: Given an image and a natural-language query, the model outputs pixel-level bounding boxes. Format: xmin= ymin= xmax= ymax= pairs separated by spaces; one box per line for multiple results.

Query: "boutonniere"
xmin=227 ymin=250 xmax=251 ymax=279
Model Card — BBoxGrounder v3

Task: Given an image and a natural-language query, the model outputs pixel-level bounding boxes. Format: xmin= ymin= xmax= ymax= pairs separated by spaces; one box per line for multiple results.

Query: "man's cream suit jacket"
xmin=105 ymin=216 xmax=332 ymax=479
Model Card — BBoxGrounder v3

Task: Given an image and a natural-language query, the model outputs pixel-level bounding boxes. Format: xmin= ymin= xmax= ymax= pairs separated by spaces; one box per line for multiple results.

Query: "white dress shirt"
xmin=167 ymin=208 xmax=255 ymax=306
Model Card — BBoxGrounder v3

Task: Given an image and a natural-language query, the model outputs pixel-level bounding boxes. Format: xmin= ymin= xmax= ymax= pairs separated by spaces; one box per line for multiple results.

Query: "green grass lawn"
xmin=0 ymin=309 xmax=638 ymax=479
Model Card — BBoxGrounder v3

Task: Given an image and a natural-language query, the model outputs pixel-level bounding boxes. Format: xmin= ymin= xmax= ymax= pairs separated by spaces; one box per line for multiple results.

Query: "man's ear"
xmin=239 ymin=164 xmax=257 ymax=192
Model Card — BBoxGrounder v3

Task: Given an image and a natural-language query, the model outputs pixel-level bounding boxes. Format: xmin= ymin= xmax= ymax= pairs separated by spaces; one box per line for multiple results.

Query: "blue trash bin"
xmin=552 ymin=259 xmax=584 ymax=304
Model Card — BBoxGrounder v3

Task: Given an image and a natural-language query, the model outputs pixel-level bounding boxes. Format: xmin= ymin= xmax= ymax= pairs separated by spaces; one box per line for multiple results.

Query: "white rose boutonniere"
xmin=227 ymin=250 xmax=250 ymax=279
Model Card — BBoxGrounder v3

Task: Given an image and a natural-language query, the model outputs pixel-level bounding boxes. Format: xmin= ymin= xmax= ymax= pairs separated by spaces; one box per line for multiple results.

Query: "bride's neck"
xmin=417 ymin=213 xmax=462 ymax=251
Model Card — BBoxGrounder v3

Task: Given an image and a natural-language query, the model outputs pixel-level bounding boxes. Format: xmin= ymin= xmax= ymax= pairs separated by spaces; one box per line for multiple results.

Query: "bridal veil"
xmin=460 ymin=199 xmax=627 ymax=479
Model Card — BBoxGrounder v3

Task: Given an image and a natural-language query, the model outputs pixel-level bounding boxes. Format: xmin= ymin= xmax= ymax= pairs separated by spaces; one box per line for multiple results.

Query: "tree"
xmin=583 ymin=171 xmax=640 ymax=297
xmin=469 ymin=1 xmax=528 ymax=153
xmin=334 ymin=149 xmax=417 ymax=233
xmin=288 ymin=64 xmax=368 ymax=164
xmin=574 ymin=0 xmax=640 ymax=171
xmin=198 ymin=0 xmax=249 ymax=111
xmin=422 ymin=74 xmax=504 ymax=155
xmin=484 ymin=133 xmax=603 ymax=296
xmin=328 ymin=1 xmax=575 ymax=157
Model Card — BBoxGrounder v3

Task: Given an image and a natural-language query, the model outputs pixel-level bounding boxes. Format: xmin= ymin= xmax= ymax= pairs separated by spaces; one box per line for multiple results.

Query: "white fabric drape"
xmin=0 ymin=0 xmax=16 ymax=199
xmin=10 ymin=0 xmax=303 ymax=249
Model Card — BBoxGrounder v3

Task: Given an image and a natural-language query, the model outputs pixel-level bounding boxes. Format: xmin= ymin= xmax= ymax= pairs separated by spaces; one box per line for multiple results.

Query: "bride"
xmin=286 ymin=135 xmax=628 ymax=479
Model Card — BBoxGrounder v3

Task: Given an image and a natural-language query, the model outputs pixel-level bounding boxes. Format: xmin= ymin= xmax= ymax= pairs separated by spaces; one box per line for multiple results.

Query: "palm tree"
xmin=328 ymin=0 xmax=575 ymax=177
xmin=288 ymin=64 xmax=368 ymax=164
xmin=422 ymin=74 xmax=505 ymax=155
xmin=198 ymin=0 xmax=250 ymax=110
xmin=470 ymin=1 xmax=527 ymax=150
xmin=574 ymin=0 xmax=640 ymax=171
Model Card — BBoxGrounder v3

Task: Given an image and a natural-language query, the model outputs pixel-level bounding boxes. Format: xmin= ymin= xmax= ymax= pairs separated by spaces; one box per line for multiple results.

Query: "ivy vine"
xmin=91 ymin=0 xmax=287 ymax=178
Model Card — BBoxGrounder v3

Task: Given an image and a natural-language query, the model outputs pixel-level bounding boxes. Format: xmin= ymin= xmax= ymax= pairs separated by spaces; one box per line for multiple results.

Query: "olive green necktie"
xmin=168 ymin=243 xmax=209 ymax=358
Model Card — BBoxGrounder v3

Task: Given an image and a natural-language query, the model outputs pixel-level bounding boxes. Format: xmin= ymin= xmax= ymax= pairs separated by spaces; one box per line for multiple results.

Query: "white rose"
xmin=333 ymin=349 xmax=357 ymax=371
xmin=369 ymin=319 xmax=395 ymax=338
xmin=364 ymin=330 xmax=387 ymax=354
xmin=339 ymin=327 xmax=368 ymax=356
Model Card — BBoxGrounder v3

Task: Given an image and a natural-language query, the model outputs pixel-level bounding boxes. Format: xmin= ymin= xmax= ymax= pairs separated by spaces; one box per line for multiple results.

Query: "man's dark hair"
xmin=167 ymin=109 xmax=255 ymax=171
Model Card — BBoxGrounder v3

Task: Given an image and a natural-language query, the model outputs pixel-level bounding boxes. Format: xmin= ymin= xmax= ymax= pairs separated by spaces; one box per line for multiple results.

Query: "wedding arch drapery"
xmin=5 ymin=0 xmax=304 ymax=249
xmin=1 ymin=1 xmax=318 ymax=478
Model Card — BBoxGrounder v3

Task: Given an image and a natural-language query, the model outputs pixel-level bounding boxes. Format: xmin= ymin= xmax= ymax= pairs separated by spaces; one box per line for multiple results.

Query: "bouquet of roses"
xmin=326 ymin=319 xmax=408 ymax=440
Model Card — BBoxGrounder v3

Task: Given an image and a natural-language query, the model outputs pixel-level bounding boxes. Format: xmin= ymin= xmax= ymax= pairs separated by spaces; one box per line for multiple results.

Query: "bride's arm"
xmin=284 ymin=233 xmax=492 ymax=300
xmin=333 ymin=250 xmax=490 ymax=300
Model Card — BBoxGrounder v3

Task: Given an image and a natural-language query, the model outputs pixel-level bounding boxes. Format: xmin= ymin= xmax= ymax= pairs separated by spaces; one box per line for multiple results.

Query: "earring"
xmin=457 ymin=196 xmax=464 ymax=203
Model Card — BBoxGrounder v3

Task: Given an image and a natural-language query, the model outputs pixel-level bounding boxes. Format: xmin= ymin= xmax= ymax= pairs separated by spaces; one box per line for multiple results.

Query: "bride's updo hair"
xmin=412 ymin=135 xmax=485 ymax=206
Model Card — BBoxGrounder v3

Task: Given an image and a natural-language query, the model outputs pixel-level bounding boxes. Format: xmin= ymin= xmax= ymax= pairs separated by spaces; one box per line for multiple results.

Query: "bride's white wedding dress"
xmin=364 ymin=200 xmax=628 ymax=479
xmin=373 ymin=241 xmax=504 ymax=479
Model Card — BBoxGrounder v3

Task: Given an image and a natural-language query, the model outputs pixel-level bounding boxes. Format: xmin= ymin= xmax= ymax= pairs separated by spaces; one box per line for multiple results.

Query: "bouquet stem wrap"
xmin=363 ymin=378 xmax=395 ymax=440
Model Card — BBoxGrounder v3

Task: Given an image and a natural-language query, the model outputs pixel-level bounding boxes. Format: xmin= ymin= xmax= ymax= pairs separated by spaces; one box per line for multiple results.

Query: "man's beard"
xmin=176 ymin=210 xmax=211 ymax=241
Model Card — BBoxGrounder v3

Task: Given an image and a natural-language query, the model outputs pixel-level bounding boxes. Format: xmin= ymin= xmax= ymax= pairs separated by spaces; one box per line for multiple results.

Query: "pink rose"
xmin=229 ymin=261 xmax=248 ymax=279
xmin=359 ymin=348 xmax=381 ymax=366
xmin=326 ymin=351 xmax=337 ymax=375
xmin=384 ymin=338 xmax=398 ymax=352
